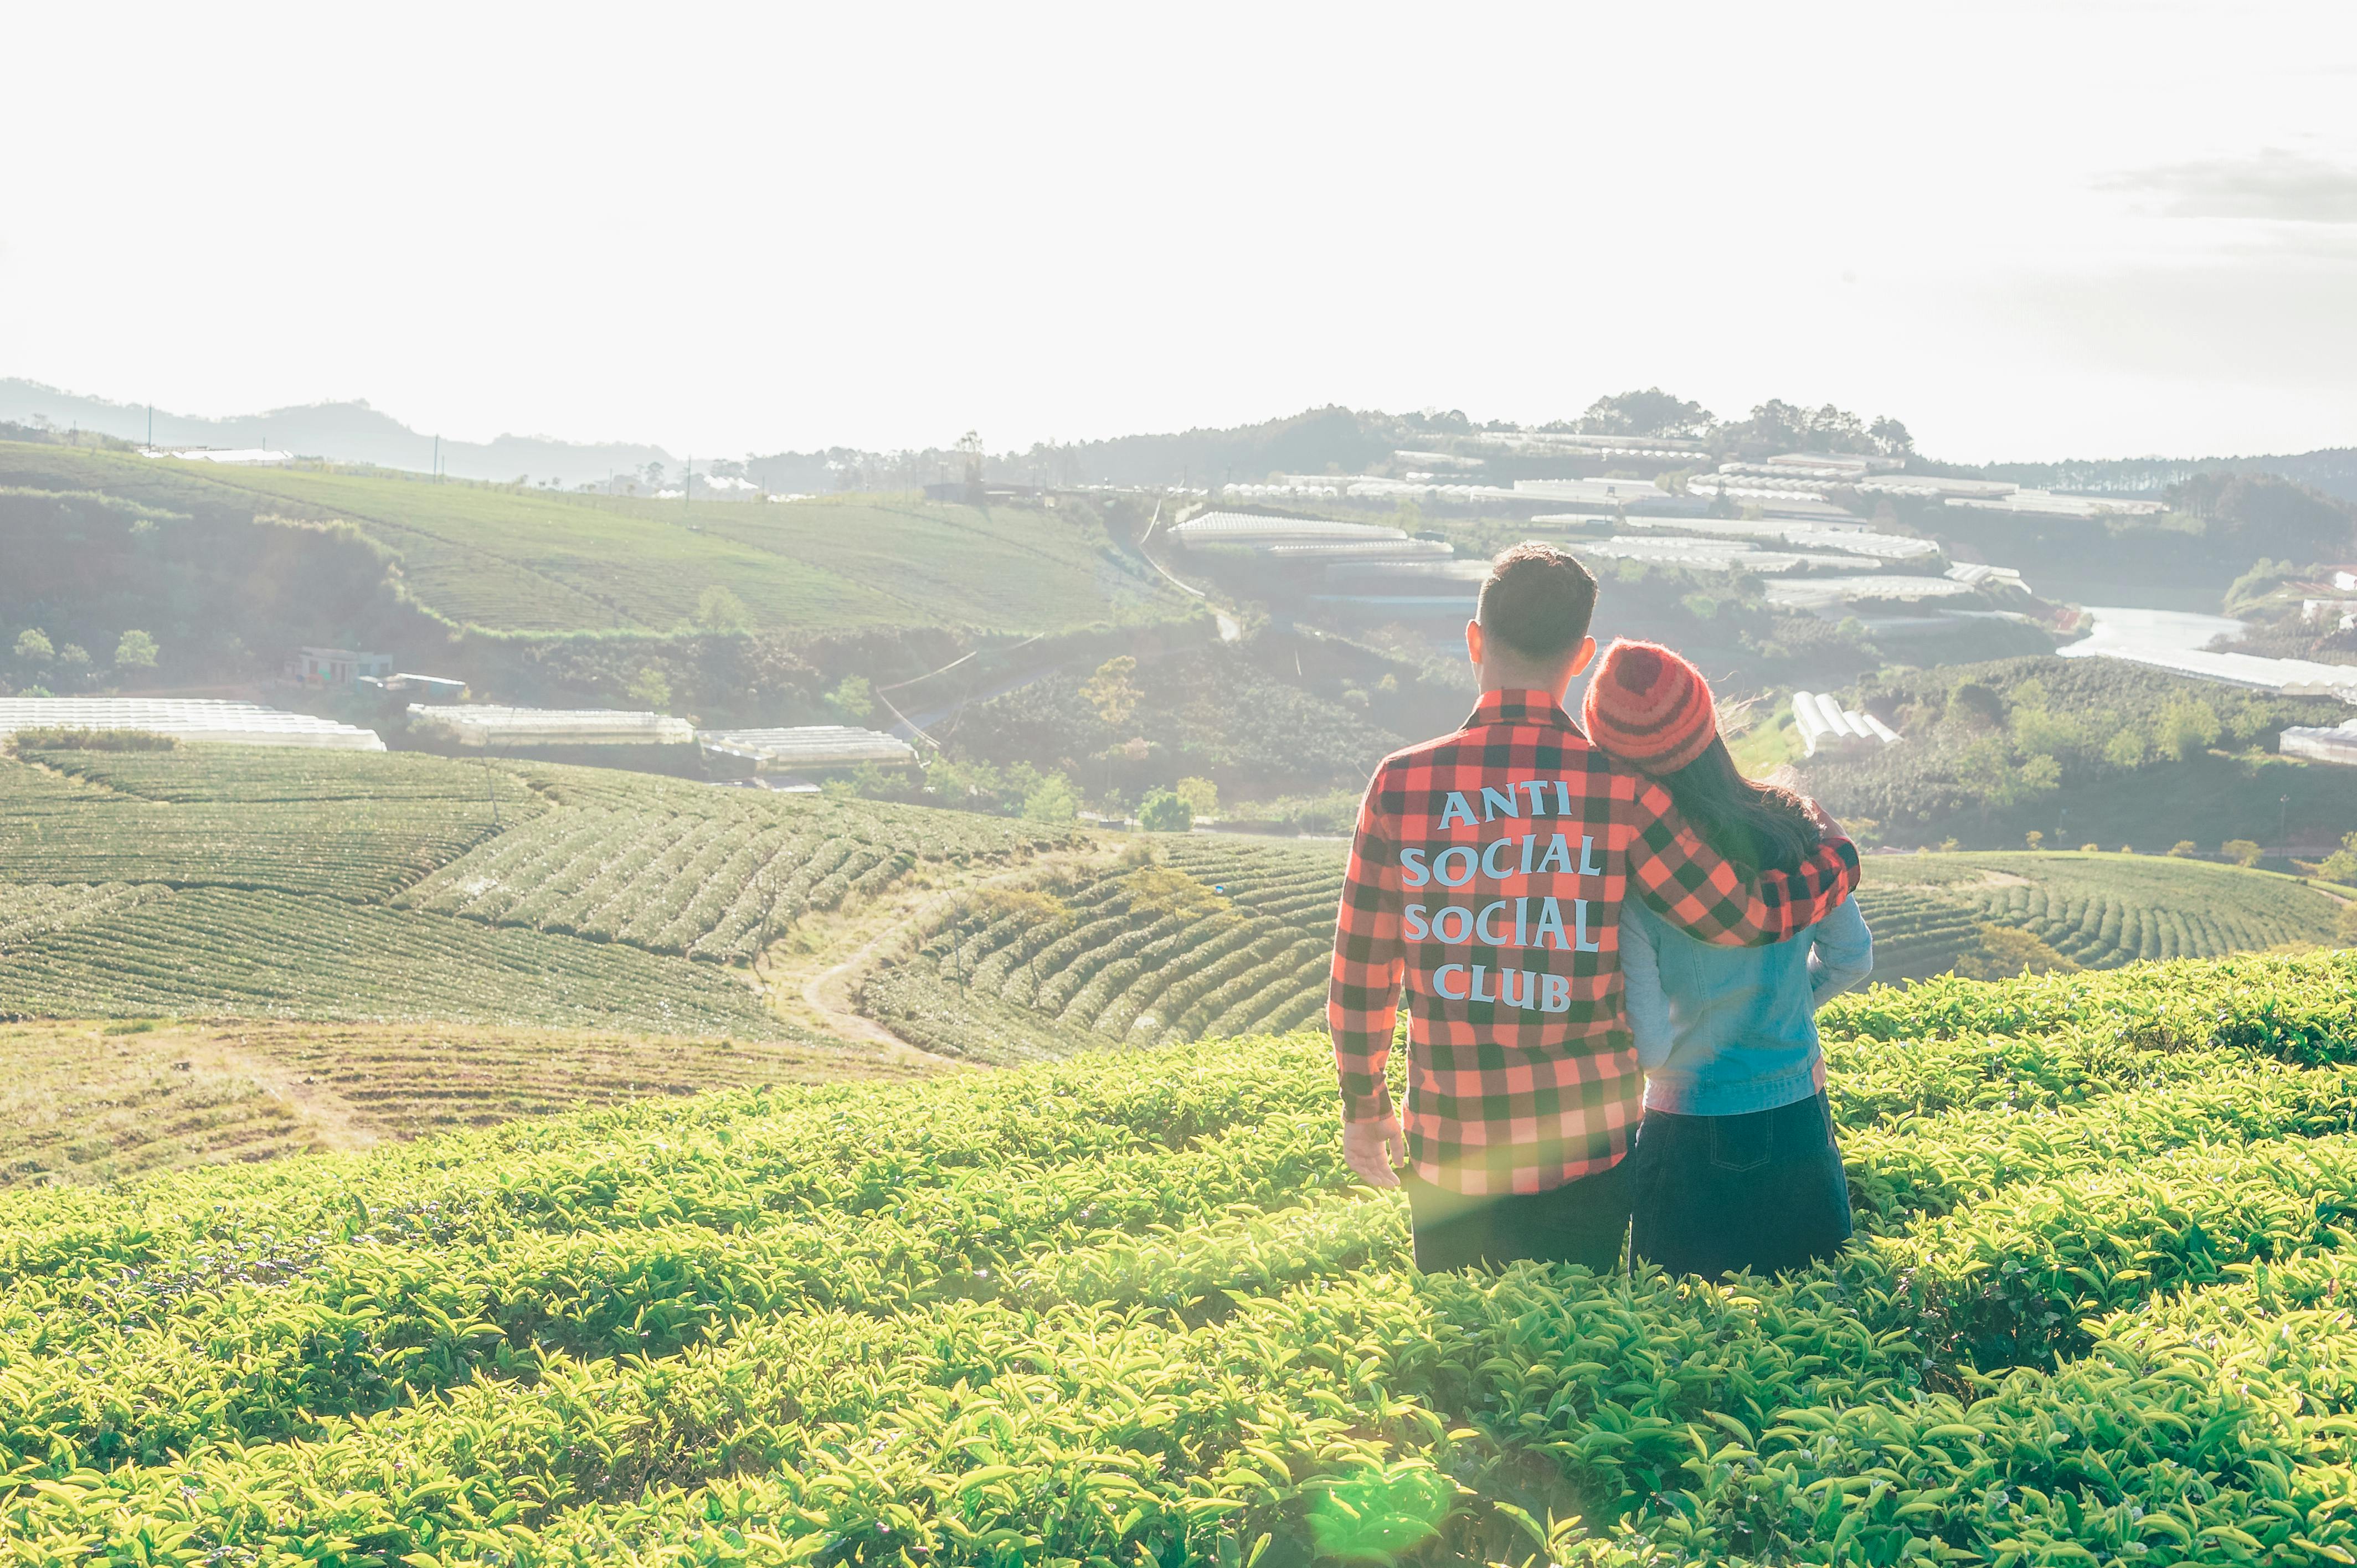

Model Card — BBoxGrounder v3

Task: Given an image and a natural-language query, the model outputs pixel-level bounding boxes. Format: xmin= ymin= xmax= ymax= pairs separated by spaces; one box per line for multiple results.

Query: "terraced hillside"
xmin=859 ymin=837 xmax=1346 ymax=1064
xmin=858 ymin=835 xmax=2344 ymax=1058
xmin=1860 ymin=850 xmax=2342 ymax=981
xmin=0 ymin=745 xmax=1072 ymax=1035
xmin=9 ymin=950 xmax=2357 ymax=1562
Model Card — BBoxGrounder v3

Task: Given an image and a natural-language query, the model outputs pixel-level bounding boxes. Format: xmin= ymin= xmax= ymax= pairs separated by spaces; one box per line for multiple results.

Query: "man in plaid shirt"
xmin=1330 ymin=543 xmax=1860 ymax=1272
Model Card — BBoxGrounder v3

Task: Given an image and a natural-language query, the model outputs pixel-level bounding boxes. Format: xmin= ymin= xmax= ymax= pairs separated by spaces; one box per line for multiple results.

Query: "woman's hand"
xmin=1342 ymin=1114 xmax=1407 ymax=1188
xmin=1801 ymin=797 xmax=1845 ymax=842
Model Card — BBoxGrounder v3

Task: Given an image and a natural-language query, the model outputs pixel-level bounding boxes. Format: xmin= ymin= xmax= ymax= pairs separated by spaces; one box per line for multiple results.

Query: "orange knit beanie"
xmin=1580 ymin=638 xmax=1717 ymax=775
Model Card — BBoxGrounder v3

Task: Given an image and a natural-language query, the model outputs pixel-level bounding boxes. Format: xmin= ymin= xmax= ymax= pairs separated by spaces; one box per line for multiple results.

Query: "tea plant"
xmin=7 ymin=948 xmax=2357 ymax=1562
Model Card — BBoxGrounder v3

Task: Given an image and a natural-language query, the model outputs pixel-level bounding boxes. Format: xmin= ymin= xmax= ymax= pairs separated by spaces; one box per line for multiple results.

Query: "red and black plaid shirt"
xmin=1328 ymin=688 xmax=1861 ymax=1195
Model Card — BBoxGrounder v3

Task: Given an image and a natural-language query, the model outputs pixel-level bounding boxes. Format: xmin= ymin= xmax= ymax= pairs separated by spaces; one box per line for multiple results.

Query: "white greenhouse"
xmin=2281 ymin=723 xmax=2357 ymax=767
xmin=0 ymin=698 xmax=384 ymax=750
xmin=407 ymin=705 xmax=694 ymax=748
xmin=1790 ymin=690 xmax=1901 ymax=759
xmin=697 ymin=726 xmax=918 ymax=770
xmin=1167 ymin=513 xmax=1409 ymax=550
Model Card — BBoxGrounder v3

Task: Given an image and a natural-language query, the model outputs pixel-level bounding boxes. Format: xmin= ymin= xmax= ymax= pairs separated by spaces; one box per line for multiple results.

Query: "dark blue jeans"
xmin=1403 ymin=1157 xmax=1631 ymax=1275
xmin=1630 ymin=1091 xmax=1852 ymax=1279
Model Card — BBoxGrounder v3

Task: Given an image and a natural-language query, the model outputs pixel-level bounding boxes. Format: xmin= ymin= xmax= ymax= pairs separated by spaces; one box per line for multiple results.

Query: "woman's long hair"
xmin=1654 ymin=735 xmax=1823 ymax=875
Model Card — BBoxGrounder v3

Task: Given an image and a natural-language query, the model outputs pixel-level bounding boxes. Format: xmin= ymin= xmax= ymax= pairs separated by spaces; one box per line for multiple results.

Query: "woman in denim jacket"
xmin=1583 ymin=639 xmax=1875 ymax=1278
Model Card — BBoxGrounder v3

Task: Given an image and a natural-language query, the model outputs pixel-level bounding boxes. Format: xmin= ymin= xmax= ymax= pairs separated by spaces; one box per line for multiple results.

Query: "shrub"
xmin=1954 ymin=921 xmax=2080 ymax=980
xmin=1138 ymin=787 xmax=1193 ymax=833
xmin=1022 ymin=773 xmax=1079 ymax=824
xmin=693 ymin=585 xmax=750 ymax=631
xmin=4 ymin=727 xmax=179 ymax=752
xmin=826 ymin=674 xmax=873 ymax=721
xmin=2223 ymin=838 xmax=2265 ymax=866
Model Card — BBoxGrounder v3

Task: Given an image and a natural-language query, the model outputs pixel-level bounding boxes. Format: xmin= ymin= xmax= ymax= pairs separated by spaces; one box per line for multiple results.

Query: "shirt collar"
xmin=1463 ymin=687 xmax=1579 ymax=733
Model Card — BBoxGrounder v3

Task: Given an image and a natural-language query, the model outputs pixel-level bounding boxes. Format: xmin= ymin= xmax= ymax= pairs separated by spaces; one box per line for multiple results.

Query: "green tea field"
xmin=5 ymin=949 xmax=2357 ymax=1562
xmin=861 ymin=838 xmax=1346 ymax=1064
xmin=1859 ymin=850 xmax=2344 ymax=982
xmin=0 ymin=442 xmax=1196 ymax=635
xmin=0 ymin=744 xmax=1073 ymax=1038
xmin=863 ymin=835 xmax=2343 ymax=1060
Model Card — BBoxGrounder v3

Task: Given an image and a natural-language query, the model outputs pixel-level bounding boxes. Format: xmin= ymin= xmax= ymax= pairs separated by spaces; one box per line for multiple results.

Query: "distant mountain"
xmin=0 ymin=380 xmax=673 ymax=487
xmin=6 ymin=376 xmax=2349 ymax=502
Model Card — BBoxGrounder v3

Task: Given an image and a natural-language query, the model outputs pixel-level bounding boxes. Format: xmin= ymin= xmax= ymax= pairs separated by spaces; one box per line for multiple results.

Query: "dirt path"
xmin=186 ymin=1029 xmax=390 ymax=1153
xmin=755 ymin=843 xmax=1120 ymax=1066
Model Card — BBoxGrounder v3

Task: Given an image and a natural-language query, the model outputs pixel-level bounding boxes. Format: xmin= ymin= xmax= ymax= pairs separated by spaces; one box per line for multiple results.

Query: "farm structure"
xmin=696 ymin=725 xmax=918 ymax=772
xmin=1165 ymin=512 xmax=1415 ymax=551
xmin=287 ymin=646 xmax=392 ymax=688
xmin=1791 ymin=689 xmax=1899 ymax=756
xmin=405 ymin=704 xmax=694 ymax=748
xmin=1948 ymin=488 xmax=2168 ymax=519
xmin=0 ymin=698 xmax=383 ymax=750
xmin=2281 ymin=719 xmax=2357 ymax=766
xmin=1766 ymin=574 xmax=1982 ymax=610
xmin=1577 ymin=537 xmax=1864 ymax=575
xmin=1675 ymin=451 xmax=2161 ymax=518
xmin=2062 ymin=612 xmax=2357 ymax=700
xmin=1623 ymin=514 xmax=1941 ymax=561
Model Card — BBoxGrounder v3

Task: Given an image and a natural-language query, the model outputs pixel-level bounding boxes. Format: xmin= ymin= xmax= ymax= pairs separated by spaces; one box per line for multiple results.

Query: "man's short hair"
xmin=1477 ymin=542 xmax=1598 ymax=661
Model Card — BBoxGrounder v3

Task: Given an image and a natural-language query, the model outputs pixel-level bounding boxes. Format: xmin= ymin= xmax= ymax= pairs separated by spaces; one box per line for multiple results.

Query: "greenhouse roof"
xmin=1579 ymin=538 xmax=1864 ymax=575
xmin=1264 ymin=539 xmax=1455 ymax=560
xmin=1946 ymin=489 xmax=2167 ymax=519
xmin=407 ymin=705 xmax=694 ymax=747
xmin=0 ymin=698 xmax=384 ymax=750
xmin=1167 ymin=512 xmax=1405 ymax=546
xmin=1765 ymin=575 xmax=1979 ymax=610
xmin=696 ymin=726 xmax=919 ymax=768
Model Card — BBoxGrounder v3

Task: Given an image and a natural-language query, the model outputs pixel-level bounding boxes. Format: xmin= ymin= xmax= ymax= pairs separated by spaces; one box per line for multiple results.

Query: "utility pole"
xmin=685 ymin=457 xmax=692 ymax=515
xmin=433 ymin=434 xmax=440 ymax=482
xmin=2281 ymin=793 xmax=2291 ymax=856
xmin=146 ymin=404 xmax=152 ymax=447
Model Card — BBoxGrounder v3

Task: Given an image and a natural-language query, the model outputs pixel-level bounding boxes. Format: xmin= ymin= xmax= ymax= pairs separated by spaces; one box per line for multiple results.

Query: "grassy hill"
xmin=0 ymin=442 xmax=1195 ymax=636
xmin=6 ymin=950 xmax=2357 ymax=1560
xmin=0 ymin=742 xmax=1073 ymax=1038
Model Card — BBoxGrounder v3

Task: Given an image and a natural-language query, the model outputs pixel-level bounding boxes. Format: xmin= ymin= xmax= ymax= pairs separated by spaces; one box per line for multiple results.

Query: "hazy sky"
xmin=6 ymin=2 xmax=2353 ymax=463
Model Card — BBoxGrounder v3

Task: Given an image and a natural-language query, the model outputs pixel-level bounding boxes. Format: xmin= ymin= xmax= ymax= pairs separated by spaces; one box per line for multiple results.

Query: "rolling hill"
xmin=863 ymin=837 xmax=2348 ymax=1062
xmin=0 ymin=742 xmax=1074 ymax=1042
xmin=1859 ymin=850 xmax=2344 ymax=980
xmin=0 ymin=441 xmax=1198 ymax=637
xmin=7 ymin=739 xmax=2340 ymax=1080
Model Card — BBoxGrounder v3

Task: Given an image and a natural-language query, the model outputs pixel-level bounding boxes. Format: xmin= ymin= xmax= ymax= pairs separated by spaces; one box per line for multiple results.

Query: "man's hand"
xmin=1343 ymin=1114 xmax=1407 ymax=1188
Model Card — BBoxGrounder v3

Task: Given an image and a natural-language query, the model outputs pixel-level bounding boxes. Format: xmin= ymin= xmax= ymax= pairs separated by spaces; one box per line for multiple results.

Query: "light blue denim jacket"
xmin=1619 ymin=893 xmax=1874 ymax=1116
